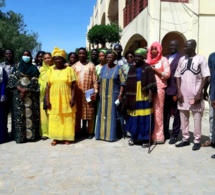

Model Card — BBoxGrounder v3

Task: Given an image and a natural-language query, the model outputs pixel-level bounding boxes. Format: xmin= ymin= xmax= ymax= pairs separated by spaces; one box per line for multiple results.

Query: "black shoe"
xmin=169 ymin=137 xmax=177 ymax=145
xmin=192 ymin=143 xmax=201 ymax=151
xmin=88 ymin=134 xmax=94 ymax=139
xmin=142 ymin=143 xmax=149 ymax=148
xmin=211 ymin=154 xmax=215 ymax=159
xmin=176 ymin=141 xmax=190 ymax=147
xmin=41 ymin=136 xmax=48 ymax=140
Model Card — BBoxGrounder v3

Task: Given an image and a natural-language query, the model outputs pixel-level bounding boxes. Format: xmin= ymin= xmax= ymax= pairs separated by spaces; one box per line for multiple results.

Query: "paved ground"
xmin=0 ymin=109 xmax=215 ymax=195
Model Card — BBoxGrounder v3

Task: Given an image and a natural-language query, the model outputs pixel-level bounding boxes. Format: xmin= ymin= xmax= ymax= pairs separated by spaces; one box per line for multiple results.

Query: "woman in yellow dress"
xmin=46 ymin=47 xmax=76 ymax=146
xmin=39 ymin=52 xmax=53 ymax=140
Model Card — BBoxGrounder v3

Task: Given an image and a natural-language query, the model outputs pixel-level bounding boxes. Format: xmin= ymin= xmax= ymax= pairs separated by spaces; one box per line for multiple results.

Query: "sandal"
xmin=41 ymin=136 xmax=48 ymax=140
xmin=51 ymin=140 xmax=58 ymax=146
xmin=128 ymin=139 xmax=134 ymax=146
xmin=65 ymin=141 xmax=71 ymax=145
xmin=142 ymin=143 xmax=149 ymax=148
xmin=201 ymin=141 xmax=215 ymax=147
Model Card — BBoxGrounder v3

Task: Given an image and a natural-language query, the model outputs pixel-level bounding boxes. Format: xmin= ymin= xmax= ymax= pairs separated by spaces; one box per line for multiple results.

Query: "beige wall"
xmin=199 ymin=0 xmax=215 ymax=14
xmin=87 ymin=0 xmax=215 ymax=58
xmin=121 ymin=9 xmax=149 ymax=52
xmin=118 ymin=0 xmax=126 ymax=29
xmin=160 ymin=2 xmax=194 ymax=43
xmin=199 ymin=16 xmax=215 ymax=59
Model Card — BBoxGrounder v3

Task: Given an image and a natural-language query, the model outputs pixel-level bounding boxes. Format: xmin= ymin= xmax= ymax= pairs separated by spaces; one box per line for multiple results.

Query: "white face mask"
xmin=22 ymin=56 xmax=31 ymax=63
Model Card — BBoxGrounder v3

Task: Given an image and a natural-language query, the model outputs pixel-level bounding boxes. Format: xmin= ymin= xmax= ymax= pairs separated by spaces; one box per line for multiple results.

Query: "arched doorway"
xmin=161 ymin=32 xmax=187 ymax=55
xmin=108 ymin=0 xmax=118 ymax=23
xmin=123 ymin=34 xmax=147 ymax=55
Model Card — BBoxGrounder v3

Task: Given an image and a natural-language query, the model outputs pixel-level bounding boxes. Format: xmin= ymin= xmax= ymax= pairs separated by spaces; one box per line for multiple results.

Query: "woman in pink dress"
xmin=147 ymin=42 xmax=170 ymax=143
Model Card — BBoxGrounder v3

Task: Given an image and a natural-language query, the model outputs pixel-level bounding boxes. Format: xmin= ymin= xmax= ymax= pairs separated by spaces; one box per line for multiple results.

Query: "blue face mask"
xmin=22 ymin=56 xmax=31 ymax=63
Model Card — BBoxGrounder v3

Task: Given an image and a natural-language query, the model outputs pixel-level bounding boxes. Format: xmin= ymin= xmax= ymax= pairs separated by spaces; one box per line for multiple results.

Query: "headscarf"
xmin=106 ymin=49 xmax=118 ymax=59
xmin=40 ymin=61 xmax=51 ymax=75
xmin=39 ymin=61 xmax=51 ymax=101
xmin=147 ymin=42 xmax=163 ymax=65
xmin=52 ymin=47 xmax=66 ymax=59
xmin=135 ymin=48 xmax=147 ymax=57
xmin=18 ymin=51 xmax=40 ymax=78
xmin=100 ymin=49 xmax=107 ymax=55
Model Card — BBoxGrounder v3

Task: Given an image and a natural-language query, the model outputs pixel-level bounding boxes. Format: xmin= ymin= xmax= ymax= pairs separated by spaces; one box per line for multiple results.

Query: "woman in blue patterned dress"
xmin=95 ymin=50 xmax=126 ymax=141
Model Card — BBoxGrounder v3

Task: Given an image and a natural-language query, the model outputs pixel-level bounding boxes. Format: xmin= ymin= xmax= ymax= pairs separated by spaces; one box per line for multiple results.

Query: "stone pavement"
xmin=0 ymin=109 xmax=215 ymax=195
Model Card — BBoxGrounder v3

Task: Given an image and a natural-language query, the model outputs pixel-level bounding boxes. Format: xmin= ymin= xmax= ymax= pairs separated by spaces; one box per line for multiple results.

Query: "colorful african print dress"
xmin=72 ymin=61 xmax=98 ymax=134
xmin=125 ymin=67 xmax=154 ymax=141
xmin=95 ymin=65 xmax=125 ymax=141
xmin=48 ymin=66 xmax=76 ymax=141
xmin=7 ymin=66 xmax=40 ymax=143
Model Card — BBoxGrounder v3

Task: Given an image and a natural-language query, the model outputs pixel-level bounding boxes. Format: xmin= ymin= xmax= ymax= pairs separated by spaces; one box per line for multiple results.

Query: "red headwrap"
xmin=147 ymin=42 xmax=163 ymax=65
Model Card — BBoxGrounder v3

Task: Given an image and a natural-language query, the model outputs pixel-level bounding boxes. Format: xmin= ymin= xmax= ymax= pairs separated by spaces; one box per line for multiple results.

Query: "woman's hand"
xmin=70 ymin=99 xmax=75 ymax=107
xmin=118 ymin=94 xmax=122 ymax=101
xmin=17 ymin=86 xmax=26 ymax=94
xmin=148 ymin=90 xmax=153 ymax=102
xmin=18 ymin=86 xmax=28 ymax=99
xmin=20 ymin=92 xmax=25 ymax=99
xmin=90 ymin=93 xmax=97 ymax=101
xmin=46 ymin=100 xmax=51 ymax=109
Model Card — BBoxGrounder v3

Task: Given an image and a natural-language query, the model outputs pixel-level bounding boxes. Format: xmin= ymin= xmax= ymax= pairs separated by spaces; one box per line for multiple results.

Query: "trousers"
xmin=180 ymin=110 xmax=203 ymax=143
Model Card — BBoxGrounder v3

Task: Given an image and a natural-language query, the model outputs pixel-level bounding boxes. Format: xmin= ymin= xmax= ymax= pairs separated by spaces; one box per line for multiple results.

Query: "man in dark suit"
xmin=164 ymin=40 xmax=182 ymax=144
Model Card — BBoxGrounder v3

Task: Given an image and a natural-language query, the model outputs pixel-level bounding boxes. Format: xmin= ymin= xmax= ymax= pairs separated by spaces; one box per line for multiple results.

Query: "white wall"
xmin=159 ymin=2 xmax=196 ymax=43
xmin=199 ymin=16 xmax=215 ymax=59
xmin=121 ymin=9 xmax=149 ymax=50
xmin=87 ymin=0 xmax=215 ymax=56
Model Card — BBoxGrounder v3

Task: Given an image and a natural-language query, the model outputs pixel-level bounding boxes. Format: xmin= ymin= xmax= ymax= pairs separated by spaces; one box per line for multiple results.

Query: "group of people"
xmin=0 ymin=39 xmax=215 ymax=158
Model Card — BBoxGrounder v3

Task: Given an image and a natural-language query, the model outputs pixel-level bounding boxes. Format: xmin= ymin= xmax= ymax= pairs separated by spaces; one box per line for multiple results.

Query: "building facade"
xmin=87 ymin=0 xmax=215 ymax=58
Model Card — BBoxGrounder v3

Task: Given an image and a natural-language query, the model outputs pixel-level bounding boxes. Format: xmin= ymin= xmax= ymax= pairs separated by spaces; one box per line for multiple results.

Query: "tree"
xmin=106 ymin=22 xmax=122 ymax=44
xmin=87 ymin=24 xmax=107 ymax=47
xmin=0 ymin=10 xmax=41 ymax=62
xmin=87 ymin=22 xmax=122 ymax=48
xmin=0 ymin=0 xmax=5 ymax=7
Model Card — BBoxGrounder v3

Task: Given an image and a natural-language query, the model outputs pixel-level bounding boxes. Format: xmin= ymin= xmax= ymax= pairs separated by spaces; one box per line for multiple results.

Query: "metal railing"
xmin=123 ymin=0 xmax=148 ymax=27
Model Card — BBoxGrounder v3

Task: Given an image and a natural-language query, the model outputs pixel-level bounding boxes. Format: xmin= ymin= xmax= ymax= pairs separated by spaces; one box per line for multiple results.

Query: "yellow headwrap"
xmin=52 ymin=47 xmax=66 ymax=59
xmin=135 ymin=48 xmax=148 ymax=57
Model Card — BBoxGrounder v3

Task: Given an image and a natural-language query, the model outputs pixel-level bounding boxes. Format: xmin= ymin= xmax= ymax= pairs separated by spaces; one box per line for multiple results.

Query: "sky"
xmin=2 ymin=0 xmax=97 ymax=53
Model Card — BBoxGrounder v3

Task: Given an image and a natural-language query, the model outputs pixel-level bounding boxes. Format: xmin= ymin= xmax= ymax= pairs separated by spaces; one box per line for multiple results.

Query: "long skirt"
xmin=48 ymin=113 xmax=75 ymax=141
xmin=39 ymin=103 xmax=49 ymax=137
xmin=152 ymin=88 xmax=165 ymax=143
